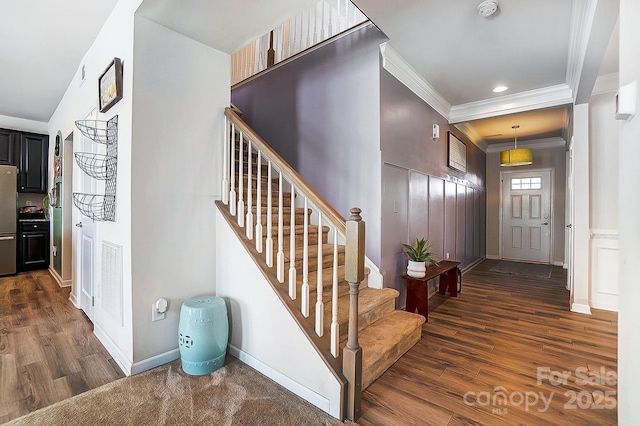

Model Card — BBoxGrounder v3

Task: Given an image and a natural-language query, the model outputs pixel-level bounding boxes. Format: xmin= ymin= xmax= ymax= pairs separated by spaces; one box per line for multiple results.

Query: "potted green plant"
xmin=402 ymin=238 xmax=438 ymax=278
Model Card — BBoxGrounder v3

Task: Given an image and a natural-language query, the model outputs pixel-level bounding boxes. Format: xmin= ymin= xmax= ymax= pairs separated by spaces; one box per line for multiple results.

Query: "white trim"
xmin=553 ymin=261 xmax=564 ymax=267
xmin=94 ymin=323 xmax=132 ymax=376
xmin=454 ymin=122 xmax=489 ymax=152
xmin=449 ymin=84 xmax=574 ymax=123
xmin=570 ymin=303 xmax=592 ymax=315
xmin=379 ymin=43 xmax=451 ymax=120
xmin=68 ymin=291 xmax=79 ymax=308
xmin=486 ymin=254 xmax=501 ymax=260
xmin=49 ymin=266 xmax=72 ymax=287
xmin=228 ymin=344 xmax=331 ymax=414
xmin=566 ymin=0 xmax=598 ymax=95
xmin=590 ymin=229 xmax=619 ymax=239
xmin=592 ymin=73 xmax=619 ymax=96
xmin=131 ymin=349 xmax=180 ymax=375
xmin=365 ymin=257 xmax=383 ymax=289
xmin=486 ymin=137 xmax=567 ymax=153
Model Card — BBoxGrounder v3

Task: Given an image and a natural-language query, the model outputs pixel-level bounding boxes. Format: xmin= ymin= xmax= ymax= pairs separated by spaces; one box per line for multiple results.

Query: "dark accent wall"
xmin=232 ymin=24 xmax=388 ymax=264
xmin=380 ymin=68 xmax=487 ymax=307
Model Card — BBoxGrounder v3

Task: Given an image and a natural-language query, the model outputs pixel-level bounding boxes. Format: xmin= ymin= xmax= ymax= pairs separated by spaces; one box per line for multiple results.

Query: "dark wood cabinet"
xmin=18 ymin=221 xmax=50 ymax=271
xmin=0 ymin=129 xmax=15 ymax=165
xmin=0 ymin=128 xmax=48 ymax=192
xmin=16 ymin=133 xmax=48 ymax=193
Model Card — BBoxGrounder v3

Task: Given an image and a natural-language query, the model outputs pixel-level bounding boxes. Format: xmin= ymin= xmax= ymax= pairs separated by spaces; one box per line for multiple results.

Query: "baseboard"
xmin=228 ymin=344 xmax=330 ymax=414
xmin=48 ymin=267 xmax=71 ymax=288
xmin=68 ymin=292 xmax=79 ymax=308
xmin=486 ymin=254 xmax=500 ymax=260
xmin=570 ymin=303 xmax=592 ymax=315
xmin=553 ymin=261 xmax=564 ymax=267
xmin=590 ymin=300 xmax=618 ymax=313
xmin=94 ymin=323 xmax=132 ymax=376
xmin=131 ymin=349 xmax=180 ymax=375
xmin=461 ymin=257 xmax=484 ymax=273
xmin=563 ymin=263 xmax=568 ymax=269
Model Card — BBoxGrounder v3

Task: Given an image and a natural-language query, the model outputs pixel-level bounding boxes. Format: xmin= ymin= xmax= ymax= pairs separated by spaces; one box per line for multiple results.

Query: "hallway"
xmin=0 ymin=271 xmax=124 ymax=423
xmin=359 ymin=259 xmax=617 ymax=425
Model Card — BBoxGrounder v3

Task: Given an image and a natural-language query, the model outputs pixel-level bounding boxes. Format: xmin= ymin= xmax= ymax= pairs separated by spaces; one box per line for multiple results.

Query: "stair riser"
xmin=338 ymin=298 xmax=395 ymax=342
xmin=362 ymin=326 xmax=422 ymax=389
xmin=286 ymin=251 xmax=345 ymax=273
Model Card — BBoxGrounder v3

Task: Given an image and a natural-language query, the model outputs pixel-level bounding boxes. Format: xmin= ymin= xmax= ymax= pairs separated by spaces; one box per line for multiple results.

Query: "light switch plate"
xmin=152 ymin=303 xmax=166 ymax=322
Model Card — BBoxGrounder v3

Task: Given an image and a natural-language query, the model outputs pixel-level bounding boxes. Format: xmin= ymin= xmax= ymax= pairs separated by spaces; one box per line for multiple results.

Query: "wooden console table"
xmin=401 ymin=260 xmax=461 ymax=321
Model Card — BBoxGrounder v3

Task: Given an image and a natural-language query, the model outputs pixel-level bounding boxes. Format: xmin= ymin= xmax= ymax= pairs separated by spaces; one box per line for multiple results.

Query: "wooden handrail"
xmin=225 ymin=107 xmax=347 ymax=233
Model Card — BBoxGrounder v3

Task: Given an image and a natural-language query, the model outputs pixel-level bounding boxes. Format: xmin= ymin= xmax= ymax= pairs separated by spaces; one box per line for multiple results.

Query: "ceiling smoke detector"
xmin=477 ymin=0 xmax=499 ymax=18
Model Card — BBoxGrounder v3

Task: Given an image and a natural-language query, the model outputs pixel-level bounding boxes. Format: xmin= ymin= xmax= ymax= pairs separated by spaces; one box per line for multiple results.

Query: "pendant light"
xmin=500 ymin=125 xmax=532 ymax=166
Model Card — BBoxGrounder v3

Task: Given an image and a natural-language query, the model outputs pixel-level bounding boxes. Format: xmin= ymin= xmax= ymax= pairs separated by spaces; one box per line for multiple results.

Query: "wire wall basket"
xmin=75 ymin=116 xmax=118 ymax=144
xmin=74 ymin=152 xmax=116 ymax=180
xmin=73 ymin=194 xmax=116 ymax=222
xmin=73 ymin=115 xmax=118 ymax=221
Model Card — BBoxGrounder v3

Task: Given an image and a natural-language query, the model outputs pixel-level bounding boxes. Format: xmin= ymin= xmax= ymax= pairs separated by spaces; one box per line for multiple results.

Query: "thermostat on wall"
xmin=615 ymin=81 xmax=636 ymax=121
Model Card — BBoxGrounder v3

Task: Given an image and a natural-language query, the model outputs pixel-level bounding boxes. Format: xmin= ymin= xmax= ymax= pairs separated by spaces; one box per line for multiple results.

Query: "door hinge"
xmin=92 ymin=296 xmax=95 ymax=306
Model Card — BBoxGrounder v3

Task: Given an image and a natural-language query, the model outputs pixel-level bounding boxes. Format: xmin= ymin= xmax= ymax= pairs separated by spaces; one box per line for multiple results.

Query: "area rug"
xmin=489 ymin=260 xmax=552 ymax=279
xmin=4 ymin=356 xmax=349 ymax=426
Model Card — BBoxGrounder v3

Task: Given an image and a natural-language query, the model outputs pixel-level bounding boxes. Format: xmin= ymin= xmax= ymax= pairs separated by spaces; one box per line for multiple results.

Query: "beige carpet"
xmin=4 ymin=356 xmax=351 ymax=426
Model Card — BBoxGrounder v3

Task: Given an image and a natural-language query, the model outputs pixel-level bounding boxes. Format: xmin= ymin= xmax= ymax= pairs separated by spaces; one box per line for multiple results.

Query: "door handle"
xmin=0 ymin=236 xmax=15 ymax=241
xmin=75 ymin=222 xmax=83 ymax=228
xmin=542 ymin=222 xmax=549 ymax=225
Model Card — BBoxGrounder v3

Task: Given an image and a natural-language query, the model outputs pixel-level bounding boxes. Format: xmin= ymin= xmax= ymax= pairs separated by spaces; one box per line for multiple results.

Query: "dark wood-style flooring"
xmin=360 ymin=259 xmax=618 ymax=425
xmin=0 ymin=262 xmax=617 ymax=425
xmin=0 ymin=270 xmax=124 ymax=423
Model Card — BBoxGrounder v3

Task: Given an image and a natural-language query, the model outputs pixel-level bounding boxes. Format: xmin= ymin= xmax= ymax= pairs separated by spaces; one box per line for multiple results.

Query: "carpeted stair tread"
xmin=328 ymin=288 xmax=398 ymax=341
xmin=359 ymin=310 xmax=426 ymax=389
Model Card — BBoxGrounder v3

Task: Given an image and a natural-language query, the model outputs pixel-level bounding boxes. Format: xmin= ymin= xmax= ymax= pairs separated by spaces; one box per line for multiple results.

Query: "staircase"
xmin=217 ymin=107 xmax=424 ymax=419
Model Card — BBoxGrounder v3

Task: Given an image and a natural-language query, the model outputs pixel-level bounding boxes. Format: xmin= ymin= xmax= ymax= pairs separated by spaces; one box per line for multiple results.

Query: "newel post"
xmin=343 ymin=207 xmax=364 ymax=421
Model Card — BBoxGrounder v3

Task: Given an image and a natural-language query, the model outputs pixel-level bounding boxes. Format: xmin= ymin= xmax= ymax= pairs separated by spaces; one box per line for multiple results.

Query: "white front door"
xmin=501 ymin=170 xmax=552 ymax=263
xmin=76 ymin=109 xmax=97 ymax=322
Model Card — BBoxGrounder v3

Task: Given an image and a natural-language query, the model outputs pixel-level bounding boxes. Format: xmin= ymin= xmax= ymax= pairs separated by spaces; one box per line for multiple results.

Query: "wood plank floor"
xmin=359 ymin=259 xmax=618 ymax=425
xmin=0 ymin=270 xmax=125 ymax=423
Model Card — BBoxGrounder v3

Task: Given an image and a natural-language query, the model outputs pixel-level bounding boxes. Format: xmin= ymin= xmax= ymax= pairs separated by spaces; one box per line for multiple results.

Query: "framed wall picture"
xmin=98 ymin=58 xmax=123 ymax=113
xmin=447 ymin=132 xmax=467 ymax=173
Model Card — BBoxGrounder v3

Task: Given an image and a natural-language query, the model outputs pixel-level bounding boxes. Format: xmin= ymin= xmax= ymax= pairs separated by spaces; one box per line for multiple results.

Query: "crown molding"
xmin=448 ymin=84 xmax=574 ymax=124
xmin=454 ymin=122 xmax=488 ymax=153
xmin=485 ymin=137 xmax=567 ymax=153
xmin=379 ymin=43 xmax=451 ymax=120
xmin=591 ymin=72 xmax=619 ymax=96
xmin=566 ymin=0 xmax=598 ymax=96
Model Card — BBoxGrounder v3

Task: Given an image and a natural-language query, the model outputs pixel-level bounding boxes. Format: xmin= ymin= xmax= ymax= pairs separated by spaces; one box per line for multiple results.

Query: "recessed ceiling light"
xmin=493 ymin=85 xmax=508 ymax=93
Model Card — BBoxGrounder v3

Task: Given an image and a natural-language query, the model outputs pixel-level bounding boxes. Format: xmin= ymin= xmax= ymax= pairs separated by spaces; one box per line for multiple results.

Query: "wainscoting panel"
xmin=590 ymin=230 xmax=619 ymax=312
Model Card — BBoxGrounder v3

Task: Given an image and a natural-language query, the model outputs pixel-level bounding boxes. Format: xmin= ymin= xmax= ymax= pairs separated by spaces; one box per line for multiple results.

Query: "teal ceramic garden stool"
xmin=178 ymin=296 xmax=228 ymax=375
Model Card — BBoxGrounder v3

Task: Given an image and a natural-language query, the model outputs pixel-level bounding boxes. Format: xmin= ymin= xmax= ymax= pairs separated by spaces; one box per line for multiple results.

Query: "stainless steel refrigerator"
xmin=0 ymin=165 xmax=17 ymax=275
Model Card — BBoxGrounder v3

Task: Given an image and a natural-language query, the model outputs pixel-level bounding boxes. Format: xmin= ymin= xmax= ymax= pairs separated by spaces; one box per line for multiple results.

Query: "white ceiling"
xmin=0 ymin=0 xmax=619 ymax=146
xmin=0 ymin=0 xmax=119 ymax=123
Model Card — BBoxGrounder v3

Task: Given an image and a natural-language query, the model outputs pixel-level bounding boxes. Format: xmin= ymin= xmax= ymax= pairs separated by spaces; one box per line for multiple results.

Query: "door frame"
xmin=498 ymin=167 xmax=555 ymax=263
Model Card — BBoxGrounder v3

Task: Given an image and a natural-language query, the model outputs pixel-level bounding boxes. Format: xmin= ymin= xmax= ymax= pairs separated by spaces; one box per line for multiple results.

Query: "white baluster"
xmin=315 ymin=211 xmax=324 ymax=337
xmin=222 ymin=117 xmax=229 ymax=204
xmin=265 ymin=161 xmax=273 ymax=267
xmin=276 ymin=172 xmax=285 ymax=282
xmin=229 ymin=123 xmax=236 ymax=216
xmin=255 ymin=150 xmax=263 ymax=252
xmin=288 ymin=183 xmax=297 ymax=299
xmin=313 ymin=3 xmax=318 ymax=44
xmin=301 ymin=197 xmax=310 ymax=317
xmin=306 ymin=9 xmax=311 ymax=49
xmin=237 ymin=131 xmax=245 ymax=227
xmin=331 ymin=227 xmax=339 ymax=357
xmin=245 ymin=140 xmax=253 ymax=239
xmin=328 ymin=1 xmax=333 ymax=37
xmin=321 ymin=0 xmax=326 ymax=40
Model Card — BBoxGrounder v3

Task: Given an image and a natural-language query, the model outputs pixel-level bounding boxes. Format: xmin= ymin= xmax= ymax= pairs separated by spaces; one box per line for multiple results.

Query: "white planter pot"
xmin=407 ymin=260 xmax=426 ymax=278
